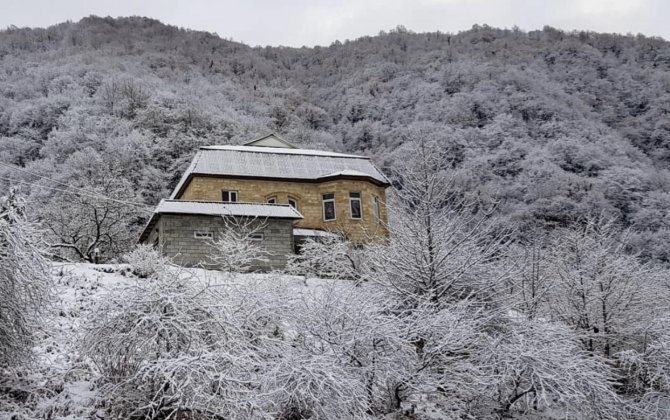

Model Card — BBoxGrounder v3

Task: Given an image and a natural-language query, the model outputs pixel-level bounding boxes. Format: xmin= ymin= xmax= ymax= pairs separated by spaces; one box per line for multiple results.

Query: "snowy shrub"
xmin=122 ymin=243 xmax=170 ymax=278
xmin=263 ymin=285 xmax=409 ymax=418
xmin=615 ymin=315 xmax=670 ymax=419
xmin=0 ymin=189 xmax=52 ymax=368
xmin=287 ymin=235 xmax=366 ymax=281
xmin=480 ymin=317 xmax=622 ymax=418
xmin=80 ymin=268 xmax=258 ymax=418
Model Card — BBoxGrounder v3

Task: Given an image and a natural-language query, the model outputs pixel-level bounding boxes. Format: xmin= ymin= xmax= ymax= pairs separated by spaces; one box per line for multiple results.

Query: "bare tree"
xmin=34 ymin=152 xmax=143 ymax=263
xmin=368 ymin=133 xmax=512 ymax=308
xmin=208 ymin=216 xmax=270 ymax=272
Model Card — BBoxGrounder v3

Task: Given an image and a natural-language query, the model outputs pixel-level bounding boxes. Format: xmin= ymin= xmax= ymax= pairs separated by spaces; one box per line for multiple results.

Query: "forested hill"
xmin=1 ymin=16 xmax=670 ymax=260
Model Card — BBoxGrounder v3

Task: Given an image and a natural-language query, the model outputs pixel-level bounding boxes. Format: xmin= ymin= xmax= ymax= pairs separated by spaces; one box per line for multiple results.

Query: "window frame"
xmin=322 ymin=193 xmax=336 ymax=222
xmin=372 ymin=195 xmax=381 ymax=224
xmin=288 ymin=196 xmax=298 ymax=210
xmin=222 ymin=190 xmax=238 ymax=202
xmin=194 ymin=231 xmax=213 ymax=240
xmin=349 ymin=192 xmax=362 ymax=220
xmin=266 ymin=196 xmax=277 ymax=204
xmin=249 ymin=232 xmax=264 ymax=241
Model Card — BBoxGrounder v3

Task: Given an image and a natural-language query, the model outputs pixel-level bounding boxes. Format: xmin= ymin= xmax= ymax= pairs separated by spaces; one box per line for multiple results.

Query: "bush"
xmin=122 ymin=244 xmax=170 ymax=278
xmin=80 ymin=267 xmax=257 ymax=418
xmin=287 ymin=236 xmax=366 ymax=281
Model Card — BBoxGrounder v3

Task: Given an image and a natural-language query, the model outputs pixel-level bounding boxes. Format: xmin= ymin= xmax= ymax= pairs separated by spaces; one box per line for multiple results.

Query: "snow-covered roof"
xmin=200 ymin=145 xmax=365 ymax=158
xmin=293 ymin=228 xmax=339 ymax=238
xmin=139 ymin=200 xmax=302 ymax=243
xmin=156 ymin=200 xmax=303 ymax=219
xmin=170 ymin=143 xmax=390 ymax=199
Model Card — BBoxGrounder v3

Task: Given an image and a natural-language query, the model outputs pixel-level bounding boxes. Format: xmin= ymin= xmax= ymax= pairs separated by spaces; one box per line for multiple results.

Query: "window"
xmin=372 ymin=195 xmax=381 ymax=224
xmin=349 ymin=192 xmax=362 ymax=219
xmin=288 ymin=197 xmax=298 ymax=210
xmin=322 ymin=193 xmax=336 ymax=221
xmin=194 ymin=231 xmax=213 ymax=239
xmin=249 ymin=233 xmax=264 ymax=241
xmin=222 ymin=190 xmax=238 ymax=202
xmin=267 ymin=196 xmax=277 ymax=204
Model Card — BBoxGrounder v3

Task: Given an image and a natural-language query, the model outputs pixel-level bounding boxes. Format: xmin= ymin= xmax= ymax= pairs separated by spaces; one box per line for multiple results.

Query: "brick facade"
xmin=178 ymin=177 xmax=388 ymax=243
xmin=151 ymin=214 xmax=295 ymax=270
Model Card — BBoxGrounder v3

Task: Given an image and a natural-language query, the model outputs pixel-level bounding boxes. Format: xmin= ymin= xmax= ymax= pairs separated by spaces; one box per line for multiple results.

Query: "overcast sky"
xmin=1 ymin=0 xmax=667 ymax=47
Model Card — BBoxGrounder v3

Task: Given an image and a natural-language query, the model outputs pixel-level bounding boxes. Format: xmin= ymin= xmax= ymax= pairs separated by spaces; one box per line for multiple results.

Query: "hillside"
xmin=1 ymin=16 xmax=670 ymax=260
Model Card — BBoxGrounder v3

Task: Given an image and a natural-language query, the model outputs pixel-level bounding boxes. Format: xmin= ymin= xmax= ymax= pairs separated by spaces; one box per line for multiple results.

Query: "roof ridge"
xmin=164 ymin=199 xmax=294 ymax=207
xmin=200 ymin=145 xmax=369 ymax=159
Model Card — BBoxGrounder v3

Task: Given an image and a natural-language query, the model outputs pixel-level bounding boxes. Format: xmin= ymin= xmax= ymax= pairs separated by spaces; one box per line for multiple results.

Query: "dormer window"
xmin=222 ymin=190 xmax=238 ymax=202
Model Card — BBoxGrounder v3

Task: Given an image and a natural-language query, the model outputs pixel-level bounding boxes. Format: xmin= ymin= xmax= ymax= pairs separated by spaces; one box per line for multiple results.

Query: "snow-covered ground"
xmin=0 ymin=263 xmax=338 ymax=420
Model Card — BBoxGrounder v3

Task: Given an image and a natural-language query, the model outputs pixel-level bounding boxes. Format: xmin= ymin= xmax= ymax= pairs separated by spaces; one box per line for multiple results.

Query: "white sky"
xmin=0 ymin=0 xmax=667 ymax=47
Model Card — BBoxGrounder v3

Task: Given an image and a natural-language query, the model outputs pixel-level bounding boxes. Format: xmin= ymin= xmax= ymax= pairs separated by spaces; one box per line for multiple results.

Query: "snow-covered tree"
xmin=0 ymin=188 xmax=52 ymax=368
xmin=543 ymin=217 xmax=661 ymax=357
xmin=34 ymin=149 xmax=144 ymax=262
xmin=481 ymin=317 xmax=621 ymax=417
xmin=208 ymin=216 xmax=270 ymax=272
xmin=616 ymin=315 xmax=670 ymax=419
xmin=369 ymin=131 xmax=511 ymax=308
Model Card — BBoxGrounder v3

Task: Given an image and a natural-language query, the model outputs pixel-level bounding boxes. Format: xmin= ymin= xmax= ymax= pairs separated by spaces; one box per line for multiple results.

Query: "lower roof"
xmin=138 ymin=200 xmax=303 ymax=243
xmin=155 ymin=200 xmax=303 ymax=219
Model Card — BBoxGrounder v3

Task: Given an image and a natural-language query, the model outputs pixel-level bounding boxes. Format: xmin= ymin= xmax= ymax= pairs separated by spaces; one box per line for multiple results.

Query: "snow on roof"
xmin=156 ymin=200 xmax=303 ymax=219
xmin=293 ymin=228 xmax=339 ymax=238
xmin=139 ymin=200 xmax=302 ymax=243
xmin=200 ymin=145 xmax=365 ymax=158
xmin=170 ymin=144 xmax=390 ymax=199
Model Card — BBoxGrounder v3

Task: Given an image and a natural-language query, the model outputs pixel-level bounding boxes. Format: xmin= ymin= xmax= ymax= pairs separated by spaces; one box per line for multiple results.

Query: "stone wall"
xmin=179 ymin=177 xmax=389 ymax=243
xmin=157 ymin=214 xmax=295 ymax=271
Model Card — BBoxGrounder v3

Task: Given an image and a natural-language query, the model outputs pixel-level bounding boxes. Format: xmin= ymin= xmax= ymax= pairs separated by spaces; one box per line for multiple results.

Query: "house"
xmin=139 ymin=134 xmax=390 ymax=270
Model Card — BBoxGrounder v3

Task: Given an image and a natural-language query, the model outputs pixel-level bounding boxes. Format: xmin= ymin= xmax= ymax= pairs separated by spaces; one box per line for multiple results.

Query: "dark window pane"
xmin=349 ymin=192 xmax=361 ymax=198
xmin=351 ymin=199 xmax=361 ymax=218
xmin=222 ymin=191 xmax=229 ymax=201
xmin=323 ymin=193 xmax=334 ymax=200
xmin=324 ymin=201 xmax=335 ymax=220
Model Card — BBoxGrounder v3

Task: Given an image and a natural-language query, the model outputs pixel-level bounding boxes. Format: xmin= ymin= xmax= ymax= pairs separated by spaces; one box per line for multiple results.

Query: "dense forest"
xmin=0 ymin=16 xmax=669 ymax=258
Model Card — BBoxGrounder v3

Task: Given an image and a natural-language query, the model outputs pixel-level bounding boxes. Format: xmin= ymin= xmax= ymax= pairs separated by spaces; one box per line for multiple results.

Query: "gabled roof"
xmin=243 ymin=133 xmax=297 ymax=148
xmin=139 ymin=200 xmax=303 ymax=243
xmin=170 ymin=142 xmax=390 ymax=199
